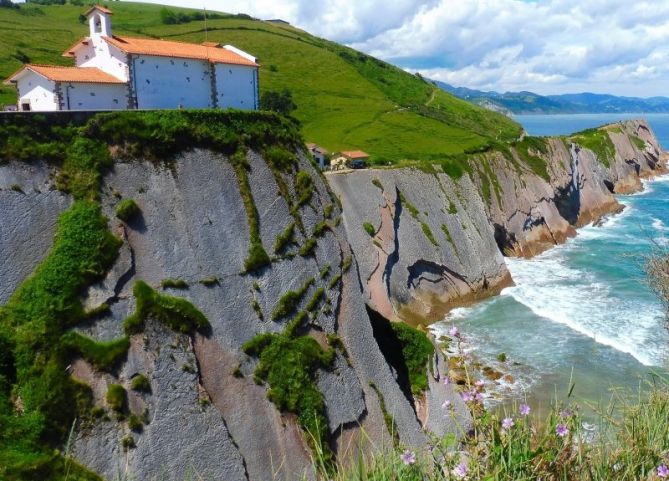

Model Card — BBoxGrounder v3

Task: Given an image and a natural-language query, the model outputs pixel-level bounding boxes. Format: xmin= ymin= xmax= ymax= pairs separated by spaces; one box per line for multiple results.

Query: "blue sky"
xmin=129 ymin=0 xmax=669 ymax=97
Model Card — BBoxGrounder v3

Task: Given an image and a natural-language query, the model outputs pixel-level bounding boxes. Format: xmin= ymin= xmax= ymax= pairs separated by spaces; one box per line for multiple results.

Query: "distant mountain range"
xmin=436 ymin=82 xmax=669 ymax=115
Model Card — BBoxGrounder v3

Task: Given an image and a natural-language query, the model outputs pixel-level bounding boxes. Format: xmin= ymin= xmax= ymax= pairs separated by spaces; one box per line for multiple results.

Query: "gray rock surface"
xmin=0 ymin=161 xmax=71 ymax=304
xmin=1 ymin=119 xmax=663 ymax=481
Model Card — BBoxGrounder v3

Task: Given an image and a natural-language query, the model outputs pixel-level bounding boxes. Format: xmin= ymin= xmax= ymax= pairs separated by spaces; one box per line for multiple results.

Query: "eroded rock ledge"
xmin=329 ymin=119 xmax=666 ymax=324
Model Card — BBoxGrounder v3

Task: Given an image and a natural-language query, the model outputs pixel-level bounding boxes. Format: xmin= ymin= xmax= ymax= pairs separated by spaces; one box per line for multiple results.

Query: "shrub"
xmin=243 ymin=332 xmax=334 ymax=466
xmin=128 ymin=413 xmax=143 ymax=432
xmin=115 ymin=199 xmax=140 ymax=222
xmin=295 ymin=171 xmax=314 ymax=206
xmin=260 ymin=89 xmax=297 ymax=116
xmin=106 ymin=384 xmax=127 ymax=413
xmin=130 ymin=374 xmax=151 ymax=393
xmin=363 ymin=222 xmax=375 ymax=236
xmin=121 ymin=435 xmax=135 ymax=450
xmin=372 ymin=178 xmax=384 ymax=191
xmin=389 ymin=322 xmax=434 ymax=394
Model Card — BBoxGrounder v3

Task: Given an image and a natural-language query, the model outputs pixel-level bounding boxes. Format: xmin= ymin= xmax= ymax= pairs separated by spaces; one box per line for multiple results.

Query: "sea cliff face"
xmin=0 ymin=114 xmax=663 ymax=481
xmin=329 ymin=119 xmax=665 ymax=323
xmin=0 ymin=112 xmax=466 ymax=481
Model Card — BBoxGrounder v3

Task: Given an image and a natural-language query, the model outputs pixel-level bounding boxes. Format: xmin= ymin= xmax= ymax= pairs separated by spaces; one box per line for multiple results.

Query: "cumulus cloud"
xmin=131 ymin=0 xmax=669 ymax=96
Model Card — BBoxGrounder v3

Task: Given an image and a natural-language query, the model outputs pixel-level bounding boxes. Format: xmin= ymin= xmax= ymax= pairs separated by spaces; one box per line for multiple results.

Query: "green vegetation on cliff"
xmin=569 ymin=127 xmax=616 ymax=167
xmin=0 ymin=201 xmax=120 ymax=481
xmin=0 ymin=110 xmax=302 ymax=479
xmin=124 ymin=280 xmax=210 ymax=335
xmin=389 ymin=323 xmax=434 ymax=394
xmin=0 ymin=1 xmax=521 ymax=166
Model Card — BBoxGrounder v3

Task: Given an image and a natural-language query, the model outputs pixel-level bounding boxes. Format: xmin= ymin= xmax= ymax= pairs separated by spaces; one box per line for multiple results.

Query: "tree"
xmin=260 ymin=89 xmax=297 ymax=116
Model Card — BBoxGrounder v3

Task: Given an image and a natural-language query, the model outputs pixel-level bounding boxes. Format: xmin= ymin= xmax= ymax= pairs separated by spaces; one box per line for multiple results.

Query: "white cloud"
xmin=128 ymin=0 xmax=669 ymax=96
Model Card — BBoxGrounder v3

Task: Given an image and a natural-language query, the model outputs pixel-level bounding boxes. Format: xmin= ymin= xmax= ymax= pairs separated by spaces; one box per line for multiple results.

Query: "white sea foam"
xmin=652 ymin=217 xmax=669 ymax=232
xmin=505 ymin=253 xmax=667 ymax=367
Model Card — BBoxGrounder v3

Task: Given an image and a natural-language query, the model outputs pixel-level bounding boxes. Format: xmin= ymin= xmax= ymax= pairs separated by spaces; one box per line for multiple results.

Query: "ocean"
xmin=432 ymin=114 xmax=669 ymax=414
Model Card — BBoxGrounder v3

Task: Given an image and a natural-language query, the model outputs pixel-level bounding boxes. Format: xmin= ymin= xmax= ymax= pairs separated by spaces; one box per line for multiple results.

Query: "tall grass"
xmin=310 ymin=373 xmax=669 ymax=481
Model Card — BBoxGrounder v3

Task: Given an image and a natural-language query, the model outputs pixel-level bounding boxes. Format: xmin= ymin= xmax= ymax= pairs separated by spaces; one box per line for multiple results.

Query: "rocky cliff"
xmin=329 ymin=119 xmax=665 ymax=324
xmin=0 ymin=111 xmax=466 ymax=481
xmin=0 ymin=113 xmax=663 ymax=481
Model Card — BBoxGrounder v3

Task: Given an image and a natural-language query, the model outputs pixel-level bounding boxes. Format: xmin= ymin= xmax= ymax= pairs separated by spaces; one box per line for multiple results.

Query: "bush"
xmin=130 ymin=374 xmax=151 ymax=393
xmin=260 ymin=89 xmax=297 ymax=116
xmin=295 ymin=171 xmax=314 ymax=206
xmin=115 ymin=199 xmax=139 ymax=222
xmin=243 ymin=332 xmax=335 ymax=466
xmin=106 ymin=384 xmax=127 ymax=413
xmin=299 ymin=237 xmax=317 ymax=257
xmin=389 ymin=322 xmax=434 ymax=394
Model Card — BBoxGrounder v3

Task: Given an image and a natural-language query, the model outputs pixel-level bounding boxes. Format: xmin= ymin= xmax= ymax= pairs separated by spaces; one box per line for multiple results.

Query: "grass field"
xmin=0 ymin=1 xmax=523 ymax=164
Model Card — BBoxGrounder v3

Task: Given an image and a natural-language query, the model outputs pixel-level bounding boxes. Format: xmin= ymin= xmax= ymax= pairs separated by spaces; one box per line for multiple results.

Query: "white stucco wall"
xmin=132 ymin=55 xmax=212 ymax=109
xmin=214 ymin=64 xmax=258 ymax=110
xmin=16 ymin=73 xmax=58 ymax=111
xmin=76 ymin=38 xmax=129 ymax=82
xmin=62 ymin=82 xmax=128 ymax=110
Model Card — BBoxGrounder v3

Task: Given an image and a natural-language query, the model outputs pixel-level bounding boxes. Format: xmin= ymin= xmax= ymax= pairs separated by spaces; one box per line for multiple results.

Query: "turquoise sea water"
xmin=432 ymin=114 xmax=669 ymax=413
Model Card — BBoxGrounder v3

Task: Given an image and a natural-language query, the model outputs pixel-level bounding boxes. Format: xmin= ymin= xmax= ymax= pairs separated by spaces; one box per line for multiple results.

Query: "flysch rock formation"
xmin=0 ymin=115 xmax=664 ymax=481
xmin=0 ymin=137 xmax=467 ymax=481
xmin=329 ymin=119 xmax=666 ymax=324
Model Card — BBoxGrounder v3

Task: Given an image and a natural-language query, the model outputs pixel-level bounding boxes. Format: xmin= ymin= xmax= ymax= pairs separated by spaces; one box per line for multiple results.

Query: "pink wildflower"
xmin=442 ymin=376 xmax=451 ymax=386
xmin=449 ymin=325 xmax=460 ymax=338
xmin=461 ymin=391 xmax=474 ymax=402
xmin=442 ymin=399 xmax=451 ymax=409
xmin=452 ymin=462 xmax=468 ymax=478
xmin=519 ymin=404 xmax=531 ymax=416
xmin=658 ymin=464 xmax=669 ymax=478
xmin=502 ymin=417 xmax=515 ymax=430
xmin=400 ymin=450 xmax=416 ymax=465
xmin=556 ymin=424 xmax=569 ymax=437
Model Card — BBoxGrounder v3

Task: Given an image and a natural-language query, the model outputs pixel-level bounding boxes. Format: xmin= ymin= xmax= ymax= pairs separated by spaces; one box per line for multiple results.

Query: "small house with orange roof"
xmin=4 ymin=5 xmax=259 ymax=111
xmin=330 ymin=150 xmax=370 ymax=170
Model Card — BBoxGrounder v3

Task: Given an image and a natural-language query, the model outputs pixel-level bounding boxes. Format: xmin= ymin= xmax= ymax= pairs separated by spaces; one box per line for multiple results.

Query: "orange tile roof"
xmin=4 ymin=64 xmax=125 ymax=85
xmin=84 ymin=5 xmax=113 ymax=15
xmin=341 ymin=150 xmax=370 ymax=159
xmin=103 ymin=36 xmax=258 ymax=67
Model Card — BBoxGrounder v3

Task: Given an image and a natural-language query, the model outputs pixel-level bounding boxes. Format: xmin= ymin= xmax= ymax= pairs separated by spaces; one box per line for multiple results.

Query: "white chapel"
xmin=4 ymin=5 xmax=260 ymax=112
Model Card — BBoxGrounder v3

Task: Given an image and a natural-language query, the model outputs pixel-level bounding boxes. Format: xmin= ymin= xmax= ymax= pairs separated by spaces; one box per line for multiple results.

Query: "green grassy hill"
xmin=0 ymin=1 xmax=522 ymax=164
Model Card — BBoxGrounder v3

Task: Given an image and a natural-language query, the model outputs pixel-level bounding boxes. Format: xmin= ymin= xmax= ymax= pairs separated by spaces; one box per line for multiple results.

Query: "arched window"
xmin=93 ymin=14 xmax=102 ymax=34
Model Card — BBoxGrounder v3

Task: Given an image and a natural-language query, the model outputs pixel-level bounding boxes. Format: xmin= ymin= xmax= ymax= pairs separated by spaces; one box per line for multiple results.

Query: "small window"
xmin=186 ymin=77 xmax=190 ymax=82
xmin=146 ymin=79 xmax=151 ymax=84
xmin=21 ymin=103 xmax=30 ymax=111
xmin=113 ymin=99 xmax=119 ymax=104
xmin=90 ymin=92 xmax=96 ymax=97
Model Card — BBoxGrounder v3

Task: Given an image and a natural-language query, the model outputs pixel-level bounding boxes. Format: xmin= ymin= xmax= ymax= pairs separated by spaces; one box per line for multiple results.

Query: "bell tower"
xmin=86 ymin=5 xmax=113 ymax=38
